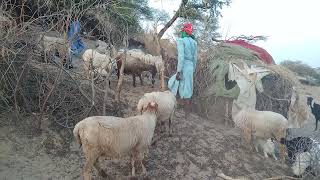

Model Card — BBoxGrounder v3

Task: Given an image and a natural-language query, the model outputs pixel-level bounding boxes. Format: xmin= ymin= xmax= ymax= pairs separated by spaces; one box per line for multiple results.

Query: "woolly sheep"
xmin=82 ymin=48 xmax=117 ymax=82
xmin=38 ymin=35 xmax=68 ymax=61
xmin=233 ymin=108 xmax=288 ymax=161
xmin=95 ymin=40 xmax=110 ymax=54
xmin=254 ymin=138 xmax=277 ymax=160
xmin=137 ymin=90 xmax=176 ymax=136
xmin=73 ymin=101 xmax=158 ymax=180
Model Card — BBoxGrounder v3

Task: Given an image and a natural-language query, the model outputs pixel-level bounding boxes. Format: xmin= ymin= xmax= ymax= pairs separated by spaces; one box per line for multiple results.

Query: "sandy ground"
xmin=1 ymin=45 xmax=320 ymax=180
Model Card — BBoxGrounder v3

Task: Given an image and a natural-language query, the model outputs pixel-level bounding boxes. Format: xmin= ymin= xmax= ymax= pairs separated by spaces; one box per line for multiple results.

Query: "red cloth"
xmin=225 ymin=39 xmax=275 ymax=65
xmin=182 ymin=23 xmax=193 ymax=35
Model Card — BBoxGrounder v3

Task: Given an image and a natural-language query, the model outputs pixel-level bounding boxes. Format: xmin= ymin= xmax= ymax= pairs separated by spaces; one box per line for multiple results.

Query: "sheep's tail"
xmin=73 ymin=124 xmax=82 ymax=148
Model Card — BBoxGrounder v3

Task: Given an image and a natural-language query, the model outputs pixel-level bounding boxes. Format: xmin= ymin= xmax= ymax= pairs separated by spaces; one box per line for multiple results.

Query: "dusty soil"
xmin=1 ymin=47 xmax=319 ymax=180
xmin=0 ymin=78 xmax=293 ymax=180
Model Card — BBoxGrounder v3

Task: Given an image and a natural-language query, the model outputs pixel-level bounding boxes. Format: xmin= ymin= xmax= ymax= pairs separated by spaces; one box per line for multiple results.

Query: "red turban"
xmin=181 ymin=23 xmax=193 ymax=35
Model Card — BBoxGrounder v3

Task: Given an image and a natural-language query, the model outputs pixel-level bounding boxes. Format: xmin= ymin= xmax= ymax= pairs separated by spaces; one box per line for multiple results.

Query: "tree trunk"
xmin=102 ymin=76 xmax=109 ymax=115
xmin=115 ymin=38 xmax=128 ymax=102
xmin=157 ymin=0 xmax=188 ymax=39
xmin=160 ymin=69 xmax=166 ymax=91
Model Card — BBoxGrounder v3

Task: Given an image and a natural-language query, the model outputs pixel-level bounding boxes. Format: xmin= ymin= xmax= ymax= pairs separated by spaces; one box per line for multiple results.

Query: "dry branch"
xmin=217 ymin=171 xmax=301 ymax=180
xmin=157 ymin=0 xmax=188 ymax=39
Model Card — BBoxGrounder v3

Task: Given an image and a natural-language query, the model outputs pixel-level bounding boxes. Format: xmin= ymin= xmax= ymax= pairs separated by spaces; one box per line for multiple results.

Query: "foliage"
xmin=166 ymin=0 xmax=230 ymax=44
xmin=4 ymin=0 xmax=154 ymax=46
xmin=280 ymin=60 xmax=320 ymax=85
xmin=150 ymin=8 xmax=170 ymax=29
xmin=280 ymin=60 xmax=320 ymax=78
xmin=158 ymin=0 xmax=231 ymax=39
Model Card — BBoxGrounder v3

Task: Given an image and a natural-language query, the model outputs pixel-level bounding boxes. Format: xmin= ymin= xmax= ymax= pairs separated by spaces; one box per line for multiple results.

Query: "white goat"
xmin=254 ymin=138 xmax=277 ymax=160
xmin=73 ymin=102 xmax=158 ymax=180
xmin=137 ymin=90 xmax=176 ymax=135
xmin=233 ymin=108 xmax=288 ymax=161
xmin=82 ymin=48 xmax=116 ymax=80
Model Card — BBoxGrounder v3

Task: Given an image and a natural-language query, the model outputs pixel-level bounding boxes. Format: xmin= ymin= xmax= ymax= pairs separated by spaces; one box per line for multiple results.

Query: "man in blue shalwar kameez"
xmin=168 ymin=23 xmax=198 ymax=115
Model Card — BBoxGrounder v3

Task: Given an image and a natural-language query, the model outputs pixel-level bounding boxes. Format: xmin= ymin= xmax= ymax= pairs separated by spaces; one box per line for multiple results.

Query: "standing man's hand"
xmin=176 ymin=72 xmax=181 ymax=80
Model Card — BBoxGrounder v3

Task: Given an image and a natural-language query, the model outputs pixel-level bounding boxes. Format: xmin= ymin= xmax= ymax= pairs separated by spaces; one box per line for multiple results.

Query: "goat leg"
xmin=254 ymin=144 xmax=259 ymax=153
xmin=272 ymin=153 xmax=278 ymax=161
xmin=131 ymin=157 xmax=136 ymax=176
xmin=224 ymin=102 xmax=229 ymax=127
xmin=315 ymin=119 xmax=319 ymax=131
xmin=139 ymin=74 xmax=143 ymax=86
xmin=132 ymin=74 xmax=136 ymax=87
xmin=169 ymin=117 xmax=172 ymax=137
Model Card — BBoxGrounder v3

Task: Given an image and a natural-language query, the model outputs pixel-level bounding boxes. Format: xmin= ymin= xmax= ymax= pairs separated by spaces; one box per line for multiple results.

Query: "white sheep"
xmin=73 ymin=101 xmax=158 ymax=180
xmin=254 ymin=138 xmax=277 ymax=160
xmin=233 ymin=108 xmax=288 ymax=161
xmin=137 ymin=90 xmax=176 ymax=136
xmin=38 ymin=35 xmax=68 ymax=61
xmin=82 ymin=48 xmax=117 ymax=80
xmin=95 ymin=40 xmax=109 ymax=54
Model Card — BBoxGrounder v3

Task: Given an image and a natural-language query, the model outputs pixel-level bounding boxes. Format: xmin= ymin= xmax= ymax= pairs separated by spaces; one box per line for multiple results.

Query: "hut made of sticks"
xmin=193 ymin=43 xmax=299 ymax=123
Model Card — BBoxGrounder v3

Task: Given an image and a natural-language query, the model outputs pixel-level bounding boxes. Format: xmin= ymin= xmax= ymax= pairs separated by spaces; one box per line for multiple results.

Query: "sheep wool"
xmin=233 ymin=108 xmax=288 ymax=161
xmin=82 ymin=49 xmax=116 ymax=78
xmin=73 ymin=102 xmax=158 ymax=180
xmin=137 ymin=90 xmax=176 ymax=134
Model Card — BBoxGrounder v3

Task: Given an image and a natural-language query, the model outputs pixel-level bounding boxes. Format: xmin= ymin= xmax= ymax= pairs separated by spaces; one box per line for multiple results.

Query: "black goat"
xmin=280 ymin=136 xmax=313 ymax=164
xmin=307 ymin=96 xmax=320 ymax=131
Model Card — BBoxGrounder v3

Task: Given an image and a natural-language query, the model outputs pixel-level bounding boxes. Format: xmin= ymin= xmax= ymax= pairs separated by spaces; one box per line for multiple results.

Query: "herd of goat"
xmin=40 ymin=35 xmax=320 ymax=179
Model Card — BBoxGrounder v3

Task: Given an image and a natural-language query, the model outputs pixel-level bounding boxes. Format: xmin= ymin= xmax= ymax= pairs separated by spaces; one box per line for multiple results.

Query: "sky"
xmin=149 ymin=0 xmax=320 ymax=68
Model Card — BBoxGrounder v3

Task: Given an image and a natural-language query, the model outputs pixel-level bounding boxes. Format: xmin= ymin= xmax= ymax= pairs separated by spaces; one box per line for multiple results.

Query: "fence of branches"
xmin=0 ymin=0 xmax=133 ymax=130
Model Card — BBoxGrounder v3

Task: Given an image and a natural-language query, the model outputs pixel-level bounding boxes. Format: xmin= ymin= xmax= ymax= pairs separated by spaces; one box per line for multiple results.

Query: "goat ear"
xmin=311 ymin=100 xmax=315 ymax=108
